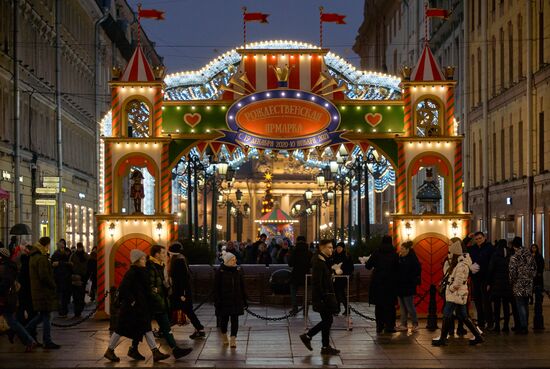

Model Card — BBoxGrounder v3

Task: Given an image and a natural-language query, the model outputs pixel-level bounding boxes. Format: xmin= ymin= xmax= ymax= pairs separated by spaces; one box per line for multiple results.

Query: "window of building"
xmin=478 ymin=0 xmax=482 ymax=27
xmin=493 ymin=131 xmax=497 ymax=182
xmin=509 ymin=125 xmax=514 ymax=178
xmin=540 ymin=112 xmax=545 ymax=173
xmin=518 ymin=121 xmax=523 ymax=176
xmin=518 ymin=14 xmax=523 ymax=78
xmin=499 ymin=0 xmax=504 ymax=16
xmin=471 ymin=54 xmax=476 ymax=106
xmin=126 ymin=99 xmax=150 ymax=137
xmin=501 ymin=127 xmax=505 ymax=180
xmin=479 ymin=138 xmax=483 ymax=185
xmin=539 ymin=5 xmax=544 ymax=67
xmin=508 ymin=21 xmax=513 ymax=84
xmin=477 ymin=48 xmax=482 ymax=104
xmin=500 ymin=27 xmax=505 ymax=90
xmin=491 ymin=36 xmax=496 ymax=96
xmin=471 ymin=0 xmax=475 ymax=31
xmin=473 ymin=140 xmax=477 ymax=186
xmin=415 ymin=98 xmax=441 ymax=137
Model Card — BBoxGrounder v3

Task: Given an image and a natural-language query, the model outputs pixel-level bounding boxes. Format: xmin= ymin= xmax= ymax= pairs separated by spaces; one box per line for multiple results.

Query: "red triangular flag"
xmin=344 ymin=143 xmax=356 ymax=156
xmin=244 ymin=12 xmax=269 ymax=23
xmin=426 ymin=8 xmax=449 ymax=19
xmin=195 ymin=142 xmax=208 ymax=155
xmin=209 ymin=142 xmax=223 ymax=155
xmin=138 ymin=8 xmax=165 ymax=20
xmin=359 ymin=142 xmax=370 ymax=154
xmin=320 ymin=13 xmax=346 ymax=24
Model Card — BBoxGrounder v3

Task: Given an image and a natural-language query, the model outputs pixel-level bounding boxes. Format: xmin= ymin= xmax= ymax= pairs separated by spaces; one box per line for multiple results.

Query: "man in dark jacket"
xmin=69 ymin=242 xmax=88 ymax=318
xmin=365 ymin=235 xmax=399 ymax=333
xmin=246 ymin=234 xmax=266 ymax=264
xmin=24 ymin=237 xmax=60 ymax=349
xmin=50 ymin=241 xmax=72 ymax=317
xmin=469 ymin=231 xmax=495 ymax=329
xmin=288 ymin=236 xmax=311 ymax=314
xmin=299 ymin=239 xmax=340 ymax=356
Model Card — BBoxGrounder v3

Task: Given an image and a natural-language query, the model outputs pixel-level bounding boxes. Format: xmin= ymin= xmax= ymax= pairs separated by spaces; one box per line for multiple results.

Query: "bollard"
xmin=426 ymin=284 xmax=438 ymax=331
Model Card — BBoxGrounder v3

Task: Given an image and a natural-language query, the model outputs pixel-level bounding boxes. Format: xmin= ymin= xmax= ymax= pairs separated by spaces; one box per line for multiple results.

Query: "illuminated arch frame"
xmin=413 ymin=94 xmax=445 ymax=137
xmin=407 ymin=151 xmax=454 ymax=214
xmin=113 ymin=152 xmax=160 ymax=214
xmin=121 ymin=95 xmax=154 ymax=138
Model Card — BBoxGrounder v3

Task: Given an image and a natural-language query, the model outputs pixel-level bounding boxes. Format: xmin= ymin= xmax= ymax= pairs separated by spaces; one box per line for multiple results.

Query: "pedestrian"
xmin=24 ymin=237 xmax=61 ymax=349
xmin=103 ymin=249 xmax=170 ymax=362
xmin=288 ymin=235 xmax=311 ymax=314
xmin=468 ymin=231 xmax=495 ymax=330
xmin=168 ymin=242 xmax=206 ymax=340
xmin=531 ymin=243 xmax=545 ymax=330
xmin=331 ymin=242 xmax=354 ymax=316
xmin=15 ymin=244 xmax=35 ymax=326
xmin=248 ymin=234 xmax=266 ymax=264
xmin=0 ymin=247 xmax=37 ymax=352
xmin=147 ymin=245 xmax=192 ymax=359
xmin=365 ymin=235 xmax=399 ymax=333
xmin=87 ymin=247 xmax=97 ymax=302
xmin=225 ymin=241 xmax=242 ymax=264
xmin=396 ymin=241 xmax=421 ymax=332
xmin=69 ymin=242 xmax=88 ymax=318
xmin=276 ymin=239 xmax=291 ymax=264
xmin=509 ymin=237 xmax=537 ymax=334
xmin=299 ymin=239 xmax=340 ymax=355
xmin=487 ymin=239 xmax=515 ymax=332
xmin=214 ymin=252 xmax=247 ymax=348
xmin=50 ymin=241 xmax=72 ymax=317
xmin=257 ymin=242 xmax=272 ymax=265
xmin=432 ymin=238 xmax=484 ymax=346
xmin=8 ymin=236 xmax=17 ymax=256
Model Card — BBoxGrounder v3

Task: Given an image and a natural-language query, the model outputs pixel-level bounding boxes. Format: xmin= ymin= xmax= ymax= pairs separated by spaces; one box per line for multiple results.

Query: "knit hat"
xmin=0 ymin=248 xmax=10 ymax=259
xmin=168 ymin=242 xmax=183 ymax=255
xmin=130 ymin=249 xmax=146 ymax=264
xmin=449 ymin=240 xmax=463 ymax=256
xmin=222 ymin=251 xmax=236 ymax=264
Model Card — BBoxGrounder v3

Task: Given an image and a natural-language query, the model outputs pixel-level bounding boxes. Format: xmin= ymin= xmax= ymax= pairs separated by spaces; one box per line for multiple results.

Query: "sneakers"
xmin=222 ymin=334 xmax=229 ymax=345
xmin=396 ymin=324 xmax=408 ymax=332
xmin=469 ymin=336 xmax=484 ymax=345
xmin=152 ymin=348 xmax=170 ymax=362
xmin=321 ymin=346 xmax=340 ymax=355
xmin=173 ymin=346 xmax=193 ymax=359
xmin=43 ymin=342 xmax=61 ymax=350
xmin=229 ymin=336 xmax=237 ymax=348
xmin=104 ymin=348 xmax=120 ymax=362
xmin=189 ymin=330 xmax=206 ymax=339
xmin=411 ymin=323 xmax=419 ymax=332
xmin=127 ymin=346 xmax=146 ymax=360
xmin=299 ymin=334 xmax=313 ymax=351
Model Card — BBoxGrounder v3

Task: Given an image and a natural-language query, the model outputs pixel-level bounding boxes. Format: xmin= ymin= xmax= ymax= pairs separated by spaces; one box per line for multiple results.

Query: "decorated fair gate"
xmin=96 ymin=40 xmax=469 ymax=316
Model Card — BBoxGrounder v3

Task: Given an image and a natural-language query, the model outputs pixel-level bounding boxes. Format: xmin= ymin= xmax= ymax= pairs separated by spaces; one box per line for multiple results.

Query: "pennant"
xmin=209 ymin=142 xmax=223 ymax=155
xmin=138 ymin=8 xmax=165 ymax=20
xmin=225 ymin=144 xmax=237 ymax=156
xmin=244 ymin=12 xmax=269 ymax=23
xmin=344 ymin=142 xmax=356 ymax=156
xmin=320 ymin=13 xmax=346 ymax=24
xmin=195 ymin=142 xmax=208 ymax=155
xmin=329 ymin=145 xmax=339 ymax=157
xmin=426 ymin=8 xmax=449 ymax=19
xmin=359 ymin=142 xmax=370 ymax=154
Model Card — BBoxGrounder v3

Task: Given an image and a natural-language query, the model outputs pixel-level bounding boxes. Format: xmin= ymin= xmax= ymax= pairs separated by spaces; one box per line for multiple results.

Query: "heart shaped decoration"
xmin=364 ymin=113 xmax=383 ymax=127
xmin=183 ymin=113 xmax=202 ymax=127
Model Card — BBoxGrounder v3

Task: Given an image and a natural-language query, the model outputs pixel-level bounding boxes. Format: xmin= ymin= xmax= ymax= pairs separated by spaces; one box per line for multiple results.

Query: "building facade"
xmin=0 ymin=0 xmax=161 ymax=249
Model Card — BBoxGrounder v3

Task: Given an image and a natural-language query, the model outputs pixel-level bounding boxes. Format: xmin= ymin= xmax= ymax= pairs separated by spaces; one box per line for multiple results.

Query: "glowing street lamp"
xmin=305 ymin=188 xmax=313 ymax=200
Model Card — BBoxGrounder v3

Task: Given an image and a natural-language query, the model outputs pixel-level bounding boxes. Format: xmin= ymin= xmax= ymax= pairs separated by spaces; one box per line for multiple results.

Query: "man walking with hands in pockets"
xmin=300 ymin=239 xmax=340 ymax=356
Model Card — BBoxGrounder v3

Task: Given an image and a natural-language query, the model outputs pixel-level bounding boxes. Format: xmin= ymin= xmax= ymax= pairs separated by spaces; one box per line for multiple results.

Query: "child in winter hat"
xmin=222 ymin=251 xmax=236 ymax=265
xmin=130 ymin=249 xmax=147 ymax=264
xmin=449 ymin=239 xmax=464 ymax=256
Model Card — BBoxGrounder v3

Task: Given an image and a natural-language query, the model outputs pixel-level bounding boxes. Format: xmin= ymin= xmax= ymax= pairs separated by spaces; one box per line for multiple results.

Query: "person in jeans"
xmin=396 ymin=241 xmax=421 ymax=332
xmin=0 ymin=247 xmax=37 ymax=352
xmin=68 ymin=242 xmax=88 ymax=318
xmin=288 ymin=235 xmax=311 ymax=314
xmin=509 ymin=237 xmax=537 ymax=334
xmin=214 ymin=252 xmax=247 ymax=348
xmin=25 ymin=237 xmax=61 ymax=349
xmin=299 ymin=239 xmax=340 ymax=356
xmin=531 ymin=243 xmax=545 ymax=330
xmin=331 ymin=242 xmax=354 ymax=316
xmin=168 ymin=242 xmax=206 ymax=339
xmin=467 ymin=232 xmax=494 ymax=329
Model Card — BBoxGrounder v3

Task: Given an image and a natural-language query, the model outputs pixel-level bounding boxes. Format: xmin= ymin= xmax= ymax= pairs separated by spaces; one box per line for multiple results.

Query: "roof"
xmin=255 ymin=208 xmax=299 ymax=224
xmin=410 ymin=43 xmax=445 ymax=82
xmin=120 ymin=46 xmax=155 ymax=82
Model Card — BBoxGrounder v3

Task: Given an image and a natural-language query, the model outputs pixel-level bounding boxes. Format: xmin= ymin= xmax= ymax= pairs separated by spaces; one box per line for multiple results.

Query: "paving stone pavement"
xmin=2 ymin=301 xmax=550 ymax=368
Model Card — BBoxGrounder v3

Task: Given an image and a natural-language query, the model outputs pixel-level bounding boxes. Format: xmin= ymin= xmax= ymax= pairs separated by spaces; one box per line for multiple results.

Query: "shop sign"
xmin=36 ymin=187 xmax=59 ymax=194
xmin=35 ymin=199 xmax=57 ymax=206
xmin=222 ymin=89 xmax=344 ymax=149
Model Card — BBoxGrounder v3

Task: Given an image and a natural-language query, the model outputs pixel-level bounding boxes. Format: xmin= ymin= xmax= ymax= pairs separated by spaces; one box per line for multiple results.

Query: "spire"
xmin=120 ymin=46 xmax=155 ymax=82
xmin=410 ymin=43 xmax=444 ymax=82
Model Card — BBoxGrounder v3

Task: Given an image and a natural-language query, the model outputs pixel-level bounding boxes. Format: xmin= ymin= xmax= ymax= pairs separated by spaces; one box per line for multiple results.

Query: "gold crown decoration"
xmin=153 ymin=65 xmax=166 ymax=80
xmin=401 ymin=66 xmax=411 ymax=80
xmin=111 ymin=66 xmax=122 ymax=79
xmin=271 ymin=65 xmax=291 ymax=85
xmin=445 ymin=66 xmax=456 ymax=80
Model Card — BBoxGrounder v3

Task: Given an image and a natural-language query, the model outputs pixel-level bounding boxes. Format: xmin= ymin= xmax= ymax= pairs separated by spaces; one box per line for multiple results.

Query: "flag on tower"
xmin=244 ymin=12 xmax=270 ymax=23
xmin=425 ymin=7 xmax=449 ymax=19
xmin=138 ymin=8 xmax=165 ymax=20
xmin=320 ymin=13 xmax=346 ymax=24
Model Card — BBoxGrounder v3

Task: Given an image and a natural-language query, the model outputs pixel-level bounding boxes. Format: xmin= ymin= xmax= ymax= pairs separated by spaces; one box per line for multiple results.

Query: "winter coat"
xmin=28 ymin=245 xmax=58 ymax=312
xmin=533 ymin=252 xmax=545 ymax=288
xmin=115 ymin=265 xmax=153 ymax=340
xmin=146 ymin=258 xmax=170 ymax=314
xmin=365 ymin=243 xmax=399 ymax=305
xmin=468 ymin=241 xmax=494 ymax=281
xmin=244 ymin=243 xmax=258 ymax=264
xmin=69 ymin=251 xmax=89 ymax=278
xmin=276 ymin=248 xmax=290 ymax=264
xmin=310 ymin=252 xmax=337 ymax=314
xmin=397 ymin=251 xmax=421 ymax=297
xmin=214 ymin=264 xmax=247 ymax=316
xmin=487 ymin=247 xmax=513 ymax=297
xmin=169 ymin=254 xmax=193 ymax=310
xmin=257 ymin=250 xmax=272 ymax=265
xmin=445 ymin=253 xmax=472 ymax=305
xmin=87 ymin=253 xmax=97 ymax=283
xmin=17 ymin=253 xmax=33 ymax=310
xmin=288 ymin=241 xmax=312 ymax=285
xmin=0 ymin=259 xmax=19 ymax=314
xmin=51 ymin=249 xmax=72 ymax=291
xmin=509 ymin=247 xmax=537 ymax=297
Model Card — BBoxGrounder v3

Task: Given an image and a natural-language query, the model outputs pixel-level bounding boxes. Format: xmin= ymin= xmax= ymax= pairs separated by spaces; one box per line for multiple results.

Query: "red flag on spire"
xmin=244 ymin=12 xmax=269 ymax=23
xmin=425 ymin=8 xmax=449 ymax=19
xmin=320 ymin=13 xmax=346 ymax=24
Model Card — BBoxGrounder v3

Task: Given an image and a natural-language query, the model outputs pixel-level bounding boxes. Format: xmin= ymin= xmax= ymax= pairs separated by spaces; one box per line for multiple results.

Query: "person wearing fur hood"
xmin=432 ymin=238 xmax=484 ymax=346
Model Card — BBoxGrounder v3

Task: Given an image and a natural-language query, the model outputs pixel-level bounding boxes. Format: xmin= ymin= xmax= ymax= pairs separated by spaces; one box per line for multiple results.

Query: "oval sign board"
xmin=225 ymin=89 xmax=341 ymax=149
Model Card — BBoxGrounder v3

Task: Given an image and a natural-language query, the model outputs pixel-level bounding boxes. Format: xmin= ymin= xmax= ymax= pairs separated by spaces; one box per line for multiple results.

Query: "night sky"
xmin=127 ymin=0 xmax=365 ymax=74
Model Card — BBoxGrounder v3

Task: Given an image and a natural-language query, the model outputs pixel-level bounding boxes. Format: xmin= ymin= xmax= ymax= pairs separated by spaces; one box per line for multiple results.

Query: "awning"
xmin=255 ymin=208 xmax=299 ymax=224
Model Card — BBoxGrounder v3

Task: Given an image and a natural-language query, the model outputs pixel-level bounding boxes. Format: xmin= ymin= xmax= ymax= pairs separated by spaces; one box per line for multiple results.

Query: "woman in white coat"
xmin=432 ymin=238 xmax=484 ymax=346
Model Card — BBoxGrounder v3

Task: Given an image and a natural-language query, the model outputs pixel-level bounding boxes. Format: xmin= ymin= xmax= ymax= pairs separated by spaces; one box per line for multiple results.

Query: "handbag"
xmin=438 ymin=271 xmax=450 ymax=297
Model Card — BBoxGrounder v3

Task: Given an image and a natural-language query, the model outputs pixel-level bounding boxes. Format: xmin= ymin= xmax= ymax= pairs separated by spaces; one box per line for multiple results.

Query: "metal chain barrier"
xmin=51 ymin=291 xmax=109 ymax=328
xmin=244 ymin=306 xmax=304 ymax=321
xmin=348 ymin=289 xmax=430 ymax=322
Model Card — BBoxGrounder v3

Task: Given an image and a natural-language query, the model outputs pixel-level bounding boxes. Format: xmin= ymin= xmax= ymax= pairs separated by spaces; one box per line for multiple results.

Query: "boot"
xmin=152 ymin=348 xmax=170 ymax=362
xmin=127 ymin=345 xmax=146 ymax=360
xmin=173 ymin=346 xmax=192 ymax=359
xmin=229 ymin=336 xmax=237 ymax=348
xmin=456 ymin=321 xmax=468 ymax=336
xmin=222 ymin=333 xmax=229 ymax=346
xmin=104 ymin=348 xmax=120 ymax=362
xmin=432 ymin=318 xmax=452 ymax=346
xmin=463 ymin=318 xmax=484 ymax=345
